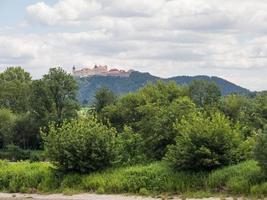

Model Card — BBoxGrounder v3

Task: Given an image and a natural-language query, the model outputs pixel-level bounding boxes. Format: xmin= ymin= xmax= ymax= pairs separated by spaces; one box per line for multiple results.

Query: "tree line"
xmin=1 ymin=66 xmax=267 ymax=175
xmin=0 ymin=67 xmax=79 ymax=150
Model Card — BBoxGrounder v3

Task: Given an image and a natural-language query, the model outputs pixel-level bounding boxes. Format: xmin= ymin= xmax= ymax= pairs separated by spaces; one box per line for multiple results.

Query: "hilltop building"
xmin=72 ymin=65 xmax=133 ymax=77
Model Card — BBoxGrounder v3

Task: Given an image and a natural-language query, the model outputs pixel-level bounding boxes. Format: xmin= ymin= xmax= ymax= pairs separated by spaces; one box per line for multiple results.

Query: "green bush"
xmin=0 ymin=146 xmax=45 ymax=162
xmin=42 ymin=117 xmax=117 ymax=173
xmin=165 ymin=112 xmax=242 ymax=171
xmin=0 ymin=145 xmax=30 ymax=161
xmin=254 ymin=126 xmax=267 ymax=175
xmin=115 ymin=126 xmax=147 ymax=166
xmin=29 ymin=151 xmax=46 ymax=162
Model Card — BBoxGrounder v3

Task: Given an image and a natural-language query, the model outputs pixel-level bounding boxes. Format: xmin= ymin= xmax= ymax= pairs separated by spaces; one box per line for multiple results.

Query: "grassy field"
xmin=0 ymin=160 xmax=266 ymax=197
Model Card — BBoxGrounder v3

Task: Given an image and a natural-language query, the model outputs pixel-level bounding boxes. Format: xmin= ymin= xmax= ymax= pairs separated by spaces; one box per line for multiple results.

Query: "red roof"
xmin=109 ymin=68 xmax=119 ymax=72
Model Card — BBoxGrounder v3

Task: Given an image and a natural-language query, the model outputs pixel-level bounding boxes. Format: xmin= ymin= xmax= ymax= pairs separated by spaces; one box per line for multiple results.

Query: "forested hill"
xmin=77 ymin=71 xmax=250 ymax=104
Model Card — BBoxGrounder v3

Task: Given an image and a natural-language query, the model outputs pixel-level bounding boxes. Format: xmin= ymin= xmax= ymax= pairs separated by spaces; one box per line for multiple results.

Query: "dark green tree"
xmin=93 ymin=87 xmax=117 ymax=113
xmin=101 ymin=81 xmax=193 ymax=160
xmin=0 ymin=67 xmax=32 ymax=113
xmin=0 ymin=109 xmax=16 ymax=148
xmin=189 ymin=80 xmax=221 ymax=108
xmin=32 ymin=67 xmax=79 ymax=125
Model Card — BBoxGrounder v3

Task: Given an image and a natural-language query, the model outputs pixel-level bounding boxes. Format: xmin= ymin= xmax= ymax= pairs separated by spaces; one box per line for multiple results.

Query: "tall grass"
xmin=81 ymin=162 xmax=207 ymax=194
xmin=0 ymin=161 xmax=60 ymax=193
xmin=207 ymin=160 xmax=264 ymax=195
xmin=0 ymin=160 xmax=266 ymax=196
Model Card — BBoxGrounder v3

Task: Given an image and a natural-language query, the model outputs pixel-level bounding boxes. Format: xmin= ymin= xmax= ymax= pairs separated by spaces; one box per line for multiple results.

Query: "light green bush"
xmin=115 ymin=126 xmax=147 ymax=166
xmin=42 ymin=117 xmax=117 ymax=173
xmin=165 ymin=112 xmax=242 ymax=171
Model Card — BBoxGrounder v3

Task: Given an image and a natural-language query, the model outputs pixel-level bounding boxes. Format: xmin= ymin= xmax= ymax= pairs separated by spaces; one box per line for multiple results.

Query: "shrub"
xmin=235 ymin=135 xmax=256 ymax=162
xmin=165 ymin=112 xmax=242 ymax=171
xmin=0 ymin=145 xmax=30 ymax=161
xmin=42 ymin=117 xmax=117 ymax=173
xmin=254 ymin=126 xmax=267 ymax=175
xmin=0 ymin=146 xmax=45 ymax=162
xmin=115 ymin=126 xmax=147 ymax=166
xmin=29 ymin=151 xmax=46 ymax=162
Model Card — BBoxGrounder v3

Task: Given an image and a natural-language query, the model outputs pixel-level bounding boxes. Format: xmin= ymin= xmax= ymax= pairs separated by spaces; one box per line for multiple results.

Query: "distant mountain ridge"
xmin=77 ymin=71 xmax=250 ymax=104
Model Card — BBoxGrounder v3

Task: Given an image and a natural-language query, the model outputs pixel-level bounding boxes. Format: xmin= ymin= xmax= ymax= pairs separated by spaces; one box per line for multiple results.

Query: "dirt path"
xmin=0 ymin=193 xmax=243 ymax=200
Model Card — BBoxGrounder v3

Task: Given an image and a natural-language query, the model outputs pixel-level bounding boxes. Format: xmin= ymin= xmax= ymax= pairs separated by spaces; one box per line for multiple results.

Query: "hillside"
xmin=77 ymin=71 xmax=250 ymax=104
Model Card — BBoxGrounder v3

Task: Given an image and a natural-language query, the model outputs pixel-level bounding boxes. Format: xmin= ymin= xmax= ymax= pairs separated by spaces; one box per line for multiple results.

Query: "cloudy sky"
xmin=0 ymin=0 xmax=267 ymax=91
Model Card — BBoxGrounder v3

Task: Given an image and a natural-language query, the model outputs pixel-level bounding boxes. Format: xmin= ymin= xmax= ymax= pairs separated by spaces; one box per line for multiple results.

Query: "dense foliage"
xmin=254 ymin=126 xmax=267 ymax=175
xmin=2 ymin=66 xmax=267 ymax=196
xmin=0 ymin=160 xmax=265 ymax=197
xmin=0 ymin=67 xmax=79 ymax=149
xmin=165 ymin=112 xmax=241 ymax=171
xmin=42 ymin=117 xmax=117 ymax=173
xmin=115 ymin=126 xmax=147 ymax=166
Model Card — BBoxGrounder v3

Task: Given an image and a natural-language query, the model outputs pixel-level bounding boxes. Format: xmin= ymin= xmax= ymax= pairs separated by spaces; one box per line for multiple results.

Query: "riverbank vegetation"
xmin=0 ymin=160 xmax=265 ymax=197
xmin=1 ymin=66 xmax=267 ymax=197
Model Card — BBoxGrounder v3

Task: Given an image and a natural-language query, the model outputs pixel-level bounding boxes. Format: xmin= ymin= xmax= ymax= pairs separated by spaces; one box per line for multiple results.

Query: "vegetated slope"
xmin=77 ymin=71 xmax=250 ymax=104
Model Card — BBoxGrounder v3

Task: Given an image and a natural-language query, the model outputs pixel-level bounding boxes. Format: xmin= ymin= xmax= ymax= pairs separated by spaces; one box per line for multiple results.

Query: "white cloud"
xmin=0 ymin=0 xmax=266 ymax=91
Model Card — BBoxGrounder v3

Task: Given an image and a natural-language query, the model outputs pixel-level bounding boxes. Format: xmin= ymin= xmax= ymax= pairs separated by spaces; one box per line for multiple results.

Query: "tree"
xmin=254 ymin=92 xmax=267 ymax=129
xmin=0 ymin=109 xmax=16 ymax=148
xmin=13 ymin=113 xmax=41 ymax=149
xmin=0 ymin=67 xmax=32 ymax=113
xmin=136 ymin=97 xmax=197 ymax=159
xmin=189 ymin=80 xmax=221 ymax=107
xmin=101 ymin=82 xmax=192 ymax=160
xmin=101 ymin=81 xmax=188 ymax=132
xmin=93 ymin=87 xmax=117 ymax=113
xmin=42 ymin=117 xmax=117 ymax=173
xmin=139 ymin=81 xmax=189 ymax=105
xmin=32 ymin=67 xmax=79 ymax=125
xmin=220 ymin=94 xmax=260 ymax=137
xmin=101 ymin=92 xmax=145 ymax=132
xmin=220 ymin=94 xmax=249 ymax=121
xmin=165 ymin=112 xmax=241 ymax=171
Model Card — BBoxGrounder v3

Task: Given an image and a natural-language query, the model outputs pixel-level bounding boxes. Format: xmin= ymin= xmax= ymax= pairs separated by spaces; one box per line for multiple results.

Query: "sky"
xmin=0 ymin=0 xmax=267 ymax=91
